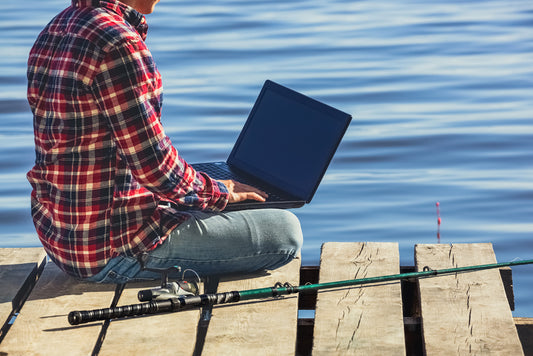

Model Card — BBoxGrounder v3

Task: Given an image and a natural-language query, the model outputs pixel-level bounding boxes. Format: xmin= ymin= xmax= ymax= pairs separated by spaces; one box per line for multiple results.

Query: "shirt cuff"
xmin=204 ymin=173 xmax=229 ymax=211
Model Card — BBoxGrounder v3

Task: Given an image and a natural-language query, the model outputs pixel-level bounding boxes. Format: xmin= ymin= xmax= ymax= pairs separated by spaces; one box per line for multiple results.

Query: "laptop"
xmin=192 ymin=80 xmax=352 ymax=211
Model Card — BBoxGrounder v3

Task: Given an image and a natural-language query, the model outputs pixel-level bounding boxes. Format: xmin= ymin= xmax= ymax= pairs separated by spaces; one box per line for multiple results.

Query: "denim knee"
xmin=270 ymin=209 xmax=304 ymax=253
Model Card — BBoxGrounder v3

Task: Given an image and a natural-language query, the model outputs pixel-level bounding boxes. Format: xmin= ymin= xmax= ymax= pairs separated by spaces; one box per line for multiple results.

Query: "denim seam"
xmin=147 ymin=250 xmax=297 ymax=264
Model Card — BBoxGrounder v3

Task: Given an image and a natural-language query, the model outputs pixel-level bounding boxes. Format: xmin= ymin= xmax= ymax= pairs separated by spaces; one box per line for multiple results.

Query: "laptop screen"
xmin=228 ymin=80 xmax=352 ymax=202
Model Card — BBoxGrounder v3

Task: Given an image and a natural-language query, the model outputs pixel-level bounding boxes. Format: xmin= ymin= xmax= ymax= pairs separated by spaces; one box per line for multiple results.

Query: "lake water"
xmin=1 ymin=0 xmax=532 ymax=316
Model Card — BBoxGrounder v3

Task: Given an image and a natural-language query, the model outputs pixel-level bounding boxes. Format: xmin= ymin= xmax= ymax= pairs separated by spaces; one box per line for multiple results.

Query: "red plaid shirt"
xmin=26 ymin=0 xmax=229 ymax=278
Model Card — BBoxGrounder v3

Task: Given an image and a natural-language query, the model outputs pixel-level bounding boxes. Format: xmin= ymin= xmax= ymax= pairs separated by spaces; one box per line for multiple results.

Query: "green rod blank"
xmin=238 ymin=258 xmax=533 ymax=301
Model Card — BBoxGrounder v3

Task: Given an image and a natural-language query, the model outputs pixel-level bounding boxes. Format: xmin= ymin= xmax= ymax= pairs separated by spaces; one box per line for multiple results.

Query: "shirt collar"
xmin=72 ymin=0 xmax=148 ymax=40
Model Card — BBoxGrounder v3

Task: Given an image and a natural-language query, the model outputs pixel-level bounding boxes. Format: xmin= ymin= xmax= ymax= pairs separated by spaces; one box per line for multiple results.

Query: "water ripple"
xmin=1 ymin=0 xmax=532 ymax=316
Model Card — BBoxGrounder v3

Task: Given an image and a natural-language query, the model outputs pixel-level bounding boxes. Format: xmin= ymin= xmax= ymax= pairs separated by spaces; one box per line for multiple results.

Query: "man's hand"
xmin=218 ymin=180 xmax=268 ymax=203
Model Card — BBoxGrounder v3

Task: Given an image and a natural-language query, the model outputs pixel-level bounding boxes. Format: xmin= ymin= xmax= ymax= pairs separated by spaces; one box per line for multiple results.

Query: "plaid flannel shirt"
xmin=26 ymin=0 xmax=229 ymax=278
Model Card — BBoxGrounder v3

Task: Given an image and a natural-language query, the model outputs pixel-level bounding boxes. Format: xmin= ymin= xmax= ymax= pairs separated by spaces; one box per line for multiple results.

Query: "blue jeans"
xmin=86 ymin=209 xmax=303 ymax=284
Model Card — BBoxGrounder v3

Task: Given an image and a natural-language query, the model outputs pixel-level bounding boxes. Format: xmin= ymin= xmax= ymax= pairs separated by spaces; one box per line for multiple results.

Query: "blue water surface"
xmin=0 ymin=0 xmax=532 ymax=316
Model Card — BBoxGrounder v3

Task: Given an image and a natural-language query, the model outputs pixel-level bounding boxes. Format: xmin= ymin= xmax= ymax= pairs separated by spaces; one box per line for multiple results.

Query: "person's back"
xmin=27 ymin=0 xmax=302 ymax=283
xmin=28 ymin=0 xmax=192 ymax=278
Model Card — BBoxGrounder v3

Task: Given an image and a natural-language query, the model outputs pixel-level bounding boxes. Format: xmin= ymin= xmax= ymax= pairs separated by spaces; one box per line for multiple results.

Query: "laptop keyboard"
xmin=193 ymin=162 xmax=235 ymax=180
xmin=192 ymin=162 xmax=283 ymax=202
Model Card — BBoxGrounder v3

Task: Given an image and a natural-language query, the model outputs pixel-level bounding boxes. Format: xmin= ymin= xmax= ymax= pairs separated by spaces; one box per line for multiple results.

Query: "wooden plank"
xmin=416 ymin=243 xmax=524 ymax=355
xmin=98 ymin=280 xmax=202 ymax=355
xmin=0 ymin=248 xmax=47 ymax=341
xmin=201 ymin=257 xmax=301 ymax=356
xmin=312 ymin=242 xmax=406 ymax=355
xmin=0 ymin=262 xmax=117 ymax=355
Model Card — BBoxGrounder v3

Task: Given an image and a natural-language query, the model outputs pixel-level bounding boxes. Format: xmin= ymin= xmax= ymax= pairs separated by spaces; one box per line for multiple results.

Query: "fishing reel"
xmin=136 ymin=254 xmax=200 ymax=302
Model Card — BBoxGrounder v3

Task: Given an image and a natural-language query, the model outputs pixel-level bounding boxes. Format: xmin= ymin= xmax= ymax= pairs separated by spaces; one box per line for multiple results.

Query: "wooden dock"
xmin=0 ymin=243 xmax=531 ymax=355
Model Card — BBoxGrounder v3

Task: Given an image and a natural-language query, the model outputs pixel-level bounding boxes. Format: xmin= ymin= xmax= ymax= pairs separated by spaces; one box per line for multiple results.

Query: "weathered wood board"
xmin=416 ymin=243 xmax=524 ymax=355
xmin=0 ymin=247 xmax=47 ymax=338
xmin=0 ymin=244 xmax=527 ymax=355
xmin=201 ymin=257 xmax=301 ymax=356
xmin=0 ymin=262 xmax=117 ymax=356
xmin=98 ymin=280 xmax=202 ymax=356
xmin=312 ymin=242 xmax=405 ymax=355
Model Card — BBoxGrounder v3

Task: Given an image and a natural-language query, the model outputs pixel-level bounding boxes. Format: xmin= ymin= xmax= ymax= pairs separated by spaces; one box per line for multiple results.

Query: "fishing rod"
xmin=68 ymin=258 xmax=533 ymax=325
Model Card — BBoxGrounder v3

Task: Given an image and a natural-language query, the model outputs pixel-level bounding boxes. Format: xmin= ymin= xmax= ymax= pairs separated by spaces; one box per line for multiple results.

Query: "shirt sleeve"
xmin=92 ymin=37 xmax=228 ymax=211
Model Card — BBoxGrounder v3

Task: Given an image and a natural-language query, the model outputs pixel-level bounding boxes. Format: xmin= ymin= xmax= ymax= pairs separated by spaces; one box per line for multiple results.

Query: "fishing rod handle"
xmin=68 ymin=299 xmax=174 ymax=325
xmin=173 ymin=291 xmax=241 ymax=308
xmin=68 ymin=291 xmax=241 ymax=325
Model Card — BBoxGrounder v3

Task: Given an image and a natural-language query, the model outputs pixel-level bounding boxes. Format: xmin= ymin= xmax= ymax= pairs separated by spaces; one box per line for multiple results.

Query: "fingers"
xmin=218 ymin=180 xmax=268 ymax=203
xmin=238 ymin=190 xmax=268 ymax=202
xmin=234 ymin=181 xmax=268 ymax=201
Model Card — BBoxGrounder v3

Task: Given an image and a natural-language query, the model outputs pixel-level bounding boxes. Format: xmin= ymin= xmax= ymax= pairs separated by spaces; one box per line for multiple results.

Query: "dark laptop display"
xmin=192 ymin=80 xmax=352 ymax=211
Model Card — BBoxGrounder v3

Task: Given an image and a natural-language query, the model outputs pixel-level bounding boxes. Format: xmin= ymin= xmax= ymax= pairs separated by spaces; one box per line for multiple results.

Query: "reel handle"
xmin=137 ymin=280 xmax=199 ymax=302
